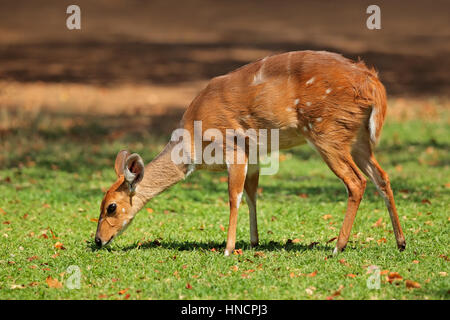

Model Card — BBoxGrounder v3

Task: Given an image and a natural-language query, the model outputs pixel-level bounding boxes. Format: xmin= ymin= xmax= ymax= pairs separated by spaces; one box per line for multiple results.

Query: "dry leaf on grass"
xmin=326 ymin=285 xmax=344 ymax=300
xmin=405 ymin=280 xmax=421 ymax=289
xmin=54 ymin=242 xmax=65 ymax=250
xmin=307 ymin=270 xmax=318 ymax=277
xmin=118 ymin=288 xmax=129 ymax=295
xmin=372 ymin=217 xmax=383 ymax=228
xmin=254 ymin=251 xmax=265 ymax=258
xmin=298 ymin=193 xmax=308 ymax=198
xmin=387 ymin=272 xmax=403 ymax=283
xmin=339 ymin=259 xmax=351 ymax=267
xmin=46 ymin=276 xmax=63 ymax=288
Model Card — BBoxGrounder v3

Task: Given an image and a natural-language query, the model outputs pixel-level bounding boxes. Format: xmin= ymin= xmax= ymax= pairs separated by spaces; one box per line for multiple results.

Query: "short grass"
xmin=0 ymin=103 xmax=449 ymax=300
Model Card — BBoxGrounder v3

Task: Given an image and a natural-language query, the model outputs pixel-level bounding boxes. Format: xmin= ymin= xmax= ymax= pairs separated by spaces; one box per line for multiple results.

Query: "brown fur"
xmin=96 ymin=50 xmax=405 ymax=253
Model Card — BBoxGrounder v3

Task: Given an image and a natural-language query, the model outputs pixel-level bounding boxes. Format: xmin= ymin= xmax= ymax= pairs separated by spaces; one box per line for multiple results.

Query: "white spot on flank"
xmin=308 ymin=122 xmax=313 ymax=130
xmin=303 ymin=126 xmax=308 ymax=132
xmin=316 ymin=117 xmax=322 ymax=122
xmin=252 ymin=58 xmax=266 ymax=85
xmin=325 ymin=88 xmax=332 ymax=94
xmin=286 ymin=107 xmax=293 ymax=112
xmin=122 ymin=220 xmax=128 ymax=227
xmin=294 ymin=98 xmax=300 ymax=105
xmin=306 ymin=102 xmax=312 ymax=107
xmin=122 ymin=208 xmax=126 ymax=213
xmin=306 ymin=77 xmax=315 ymax=85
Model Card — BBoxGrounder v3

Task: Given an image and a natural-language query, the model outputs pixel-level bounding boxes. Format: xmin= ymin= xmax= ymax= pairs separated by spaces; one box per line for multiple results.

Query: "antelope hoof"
xmin=397 ymin=241 xmax=406 ymax=251
xmin=250 ymin=241 xmax=259 ymax=248
xmin=333 ymin=245 xmax=346 ymax=255
xmin=224 ymin=249 xmax=232 ymax=256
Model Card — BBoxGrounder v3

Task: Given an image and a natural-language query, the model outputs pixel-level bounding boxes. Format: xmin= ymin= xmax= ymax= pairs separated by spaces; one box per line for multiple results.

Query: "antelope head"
xmin=95 ymin=150 xmax=144 ymax=247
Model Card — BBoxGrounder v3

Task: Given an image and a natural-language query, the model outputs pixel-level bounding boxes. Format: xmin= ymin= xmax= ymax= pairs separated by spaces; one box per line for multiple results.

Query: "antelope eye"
xmin=107 ymin=203 xmax=117 ymax=214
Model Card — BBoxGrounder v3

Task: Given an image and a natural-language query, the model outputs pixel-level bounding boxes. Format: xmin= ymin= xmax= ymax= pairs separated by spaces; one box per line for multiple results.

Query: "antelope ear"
xmin=123 ymin=153 xmax=145 ymax=193
xmin=114 ymin=150 xmax=130 ymax=177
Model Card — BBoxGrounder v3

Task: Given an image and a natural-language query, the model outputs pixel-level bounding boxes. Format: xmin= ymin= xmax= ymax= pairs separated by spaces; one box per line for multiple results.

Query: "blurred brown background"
xmin=0 ymin=0 xmax=449 ymax=140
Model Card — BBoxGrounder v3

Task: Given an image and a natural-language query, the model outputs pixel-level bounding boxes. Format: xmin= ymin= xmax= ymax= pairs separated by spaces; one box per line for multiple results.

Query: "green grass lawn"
xmin=0 ymin=106 xmax=449 ymax=300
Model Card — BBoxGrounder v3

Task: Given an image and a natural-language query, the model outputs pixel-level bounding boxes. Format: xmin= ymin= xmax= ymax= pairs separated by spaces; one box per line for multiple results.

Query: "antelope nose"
xmin=95 ymin=237 xmax=102 ymax=247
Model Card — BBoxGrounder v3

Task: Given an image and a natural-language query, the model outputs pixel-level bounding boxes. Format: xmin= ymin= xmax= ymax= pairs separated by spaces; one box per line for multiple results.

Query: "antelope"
xmin=94 ymin=50 xmax=406 ymax=255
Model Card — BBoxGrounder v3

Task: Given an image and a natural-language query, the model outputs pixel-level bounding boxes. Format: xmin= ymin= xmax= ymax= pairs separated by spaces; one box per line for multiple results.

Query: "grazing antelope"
xmin=95 ymin=50 xmax=406 ymax=255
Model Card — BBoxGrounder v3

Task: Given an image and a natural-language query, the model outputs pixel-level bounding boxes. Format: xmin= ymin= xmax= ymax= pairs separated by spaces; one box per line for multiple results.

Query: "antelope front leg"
xmin=224 ymin=163 xmax=247 ymax=256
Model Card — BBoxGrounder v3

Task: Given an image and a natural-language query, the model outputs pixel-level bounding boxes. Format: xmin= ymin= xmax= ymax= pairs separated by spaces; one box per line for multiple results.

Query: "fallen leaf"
xmin=118 ymin=288 xmax=129 ymax=295
xmin=219 ymin=176 xmax=228 ymax=183
xmin=322 ymin=214 xmax=332 ymax=220
xmin=326 ymin=285 xmax=344 ymax=300
xmin=439 ymin=254 xmax=450 ymax=261
xmin=405 ymin=280 xmax=421 ymax=289
xmin=48 ymin=228 xmax=58 ymax=239
xmin=54 ymin=242 xmax=66 ymax=250
xmin=27 ymin=256 xmax=39 ymax=262
xmin=10 ymin=284 xmax=26 ymax=289
xmin=254 ymin=251 xmax=265 ymax=258
xmin=421 ymin=199 xmax=431 ymax=205
xmin=346 ymin=274 xmax=357 ymax=278
xmin=439 ymin=272 xmax=447 ymax=277
xmin=186 ymin=283 xmax=192 ymax=289
xmin=377 ymin=237 xmax=387 ymax=244
xmin=219 ymin=225 xmax=225 ymax=232
xmin=46 ymin=276 xmax=63 ymax=288
xmin=146 ymin=208 xmax=154 ymax=214
xmin=287 ymin=238 xmax=301 ymax=244
xmin=372 ymin=217 xmax=383 ymax=228
xmin=230 ymin=265 xmax=239 ymax=272
xmin=339 ymin=259 xmax=351 ymax=267
xmin=124 ymin=294 xmax=131 ymax=299
xmin=233 ymin=249 xmax=243 ymax=255
xmin=298 ymin=193 xmax=308 ymax=198
xmin=387 ymin=272 xmax=403 ymax=283
xmin=307 ymin=270 xmax=318 ymax=277
xmin=90 ymin=218 xmax=98 ymax=223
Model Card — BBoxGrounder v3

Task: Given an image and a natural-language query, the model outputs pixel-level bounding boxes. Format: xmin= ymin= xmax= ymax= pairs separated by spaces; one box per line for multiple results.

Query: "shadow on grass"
xmin=116 ymin=239 xmax=333 ymax=253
